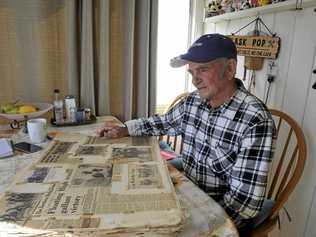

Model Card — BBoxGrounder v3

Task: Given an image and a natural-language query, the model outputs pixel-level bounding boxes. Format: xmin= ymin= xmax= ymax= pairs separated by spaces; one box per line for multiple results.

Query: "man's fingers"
xmin=96 ymin=126 xmax=112 ymax=137
xmin=111 ymin=129 xmax=120 ymax=138
xmin=96 ymin=125 xmax=128 ymax=138
xmin=96 ymin=128 xmax=104 ymax=136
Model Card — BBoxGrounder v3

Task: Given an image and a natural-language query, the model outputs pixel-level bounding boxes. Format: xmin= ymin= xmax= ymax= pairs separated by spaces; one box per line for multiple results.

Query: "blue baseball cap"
xmin=170 ymin=34 xmax=237 ymax=68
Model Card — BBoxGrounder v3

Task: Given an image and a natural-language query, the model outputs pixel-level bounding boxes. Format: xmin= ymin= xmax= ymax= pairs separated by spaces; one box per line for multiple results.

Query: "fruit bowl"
xmin=0 ymin=102 xmax=53 ymax=121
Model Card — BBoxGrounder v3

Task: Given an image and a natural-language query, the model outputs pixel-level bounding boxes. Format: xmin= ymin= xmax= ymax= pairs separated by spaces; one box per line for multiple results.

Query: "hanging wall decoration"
xmin=229 ymin=17 xmax=280 ymax=61
xmin=228 ymin=17 xmax=281 ymax=95
xmin=230 ymin=34 xmax=280 ymax=59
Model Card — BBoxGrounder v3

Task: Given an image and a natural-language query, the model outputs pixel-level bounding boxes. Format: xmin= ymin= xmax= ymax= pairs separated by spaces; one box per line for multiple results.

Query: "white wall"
xmin=204 ymin=6 xmax=316 ymax=237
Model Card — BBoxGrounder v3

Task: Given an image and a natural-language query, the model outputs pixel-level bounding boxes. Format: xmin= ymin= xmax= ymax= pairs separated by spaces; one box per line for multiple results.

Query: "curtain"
xmin=77 ymin=0 xmax=158 ymax=120
xmin=0 ymin=0 xmax=68 ymax=106
xmin=0 ymin=0 xmax=158 ymax=124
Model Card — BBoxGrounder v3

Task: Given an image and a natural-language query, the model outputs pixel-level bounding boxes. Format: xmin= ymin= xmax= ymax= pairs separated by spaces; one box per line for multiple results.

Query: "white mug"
xmin=27 ymin=118 xmax=47 ymax=144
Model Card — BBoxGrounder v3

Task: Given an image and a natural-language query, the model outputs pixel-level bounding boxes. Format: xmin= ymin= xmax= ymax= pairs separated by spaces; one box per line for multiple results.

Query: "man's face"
xmin=187 ymin=58 xmax=234 ymax=101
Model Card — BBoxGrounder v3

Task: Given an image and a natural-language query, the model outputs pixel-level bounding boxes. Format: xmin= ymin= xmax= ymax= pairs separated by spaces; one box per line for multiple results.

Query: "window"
xmin=155 ymin=0 xmax=191 ymax=114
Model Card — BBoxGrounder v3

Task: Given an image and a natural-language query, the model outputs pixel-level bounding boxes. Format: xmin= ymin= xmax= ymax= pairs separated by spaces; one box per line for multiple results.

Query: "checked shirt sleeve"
xmin=219 ymin=118 xmax=276 ymax=226
xmin=125 ymin=100 xmax=185 ymax=137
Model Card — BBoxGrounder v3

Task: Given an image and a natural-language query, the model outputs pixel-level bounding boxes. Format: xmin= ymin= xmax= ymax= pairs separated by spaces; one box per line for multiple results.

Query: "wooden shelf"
xmin=204 ymin=0 xmax=316 ymax=23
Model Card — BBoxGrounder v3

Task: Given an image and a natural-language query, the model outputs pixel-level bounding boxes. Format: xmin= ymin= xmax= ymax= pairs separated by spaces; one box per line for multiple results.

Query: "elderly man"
xmin=97 ymin=34 xmax=276 ymax=234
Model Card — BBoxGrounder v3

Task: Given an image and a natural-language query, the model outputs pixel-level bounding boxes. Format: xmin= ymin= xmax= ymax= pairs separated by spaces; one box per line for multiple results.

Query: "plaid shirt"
xmin=125 ymin=80 xmax=276 ymax=227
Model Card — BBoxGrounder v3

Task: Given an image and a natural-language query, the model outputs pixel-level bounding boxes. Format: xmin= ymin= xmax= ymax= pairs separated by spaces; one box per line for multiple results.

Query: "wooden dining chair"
xmin=158 ymin=92 xmax=189 ymax=154
xmin=251 ymin=109 xmax=307 ymax=237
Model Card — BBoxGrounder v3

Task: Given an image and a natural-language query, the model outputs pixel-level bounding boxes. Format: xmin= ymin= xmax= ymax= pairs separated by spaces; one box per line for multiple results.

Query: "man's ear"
xmin=226 ymin=59 xmax=237 ymax=80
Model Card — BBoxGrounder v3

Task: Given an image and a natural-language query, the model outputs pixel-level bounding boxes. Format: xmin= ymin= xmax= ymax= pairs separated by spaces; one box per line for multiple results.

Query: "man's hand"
xmin=96 ymin=122 xmax=129 ymax=138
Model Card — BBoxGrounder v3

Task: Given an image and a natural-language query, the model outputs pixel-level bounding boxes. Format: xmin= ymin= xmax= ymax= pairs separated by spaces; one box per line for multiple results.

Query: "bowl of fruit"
xmin=0 ymin=102 xmax=53 ymax=121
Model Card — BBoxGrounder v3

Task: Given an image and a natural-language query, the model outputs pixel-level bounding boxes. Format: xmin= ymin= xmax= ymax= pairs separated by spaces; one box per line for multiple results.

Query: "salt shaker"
xmin=53 ymin=89 xmax=64 ymax=124
xmin=69 ymin=107 xmax=77 ymax=123
xmin=64 ymin=95 xmax=76 ymax=122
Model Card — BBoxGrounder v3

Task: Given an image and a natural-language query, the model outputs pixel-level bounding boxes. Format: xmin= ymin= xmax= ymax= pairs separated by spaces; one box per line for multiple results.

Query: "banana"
xmin=18 ymin=105 xmax=37 ymax=113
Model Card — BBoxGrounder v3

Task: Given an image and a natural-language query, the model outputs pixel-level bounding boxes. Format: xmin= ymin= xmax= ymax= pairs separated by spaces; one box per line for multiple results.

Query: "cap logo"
xmin=191 ymin=42 xmax=203 ymax=48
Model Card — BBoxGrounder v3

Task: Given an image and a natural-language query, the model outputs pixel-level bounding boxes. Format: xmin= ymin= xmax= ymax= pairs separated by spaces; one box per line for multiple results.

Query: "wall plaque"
xmin=229 ymin=35 xmax=280 ymax=59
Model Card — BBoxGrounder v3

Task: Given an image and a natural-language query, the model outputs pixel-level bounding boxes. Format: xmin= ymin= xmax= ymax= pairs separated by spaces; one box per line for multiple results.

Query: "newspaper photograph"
xmin=70 ymin=164 xmax=113 ymax=188
xmin=72 ymin=145 xmax=112 ymax=163
xmin=112 ymin=146 xmax=153 ymax=162
xmin=17 ymin=166 xmax=73 ymax=184
xmin=74 ymin=145 xmax=110 ymax=157
xmin=0 ymin=192 xmax=41 ymax=225
xmin=128 ymin=163 xmax=163 ymax=190
xmin=24 ymin=167 xmax=49 ymax=183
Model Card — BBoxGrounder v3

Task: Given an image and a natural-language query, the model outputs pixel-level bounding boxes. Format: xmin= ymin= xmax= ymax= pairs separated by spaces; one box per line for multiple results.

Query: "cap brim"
xmin=170 ymin=56 xmax=189 ymax=68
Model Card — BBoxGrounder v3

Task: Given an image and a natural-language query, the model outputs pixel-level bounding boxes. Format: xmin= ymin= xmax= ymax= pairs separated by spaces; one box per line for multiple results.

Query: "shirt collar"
xmin=222 ymin=79 xmax=248 ymax=120
xmin=199 ymin=79 xmax=248 ymax=120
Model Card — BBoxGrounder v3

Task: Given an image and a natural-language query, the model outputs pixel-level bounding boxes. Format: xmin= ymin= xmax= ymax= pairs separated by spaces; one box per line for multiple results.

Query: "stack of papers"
xmin=0 ymin=138 xmax=13 ymax=158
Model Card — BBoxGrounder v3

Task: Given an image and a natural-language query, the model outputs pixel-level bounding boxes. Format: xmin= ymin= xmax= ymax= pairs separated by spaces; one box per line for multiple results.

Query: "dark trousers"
xmin=237 ymin=219 xmax=254 ymax=237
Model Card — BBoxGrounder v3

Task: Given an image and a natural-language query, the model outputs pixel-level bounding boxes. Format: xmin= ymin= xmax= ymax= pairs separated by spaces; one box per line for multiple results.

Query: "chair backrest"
xmin=266 ymin=109 xmax=307 ymax=220
xmin=159 ymin=92 xmax=189 ymax=154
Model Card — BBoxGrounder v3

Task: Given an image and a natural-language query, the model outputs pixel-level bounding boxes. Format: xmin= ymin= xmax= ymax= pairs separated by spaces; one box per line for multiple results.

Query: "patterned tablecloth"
xmin=0 ymin=116 xmax=239 ymax=237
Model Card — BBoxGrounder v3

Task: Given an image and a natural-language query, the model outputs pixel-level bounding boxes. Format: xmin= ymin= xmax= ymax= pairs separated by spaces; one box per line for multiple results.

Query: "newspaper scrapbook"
xmin=0 ymin=133 xmax=185 ymax=235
